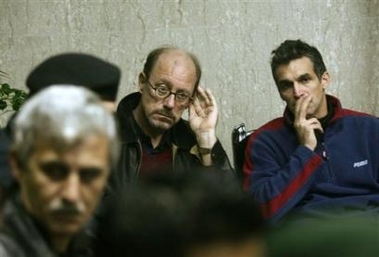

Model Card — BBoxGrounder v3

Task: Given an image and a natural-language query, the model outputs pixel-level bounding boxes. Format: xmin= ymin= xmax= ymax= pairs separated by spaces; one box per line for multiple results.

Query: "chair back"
xmin=231 ymin=123 xmax=254 ymax=185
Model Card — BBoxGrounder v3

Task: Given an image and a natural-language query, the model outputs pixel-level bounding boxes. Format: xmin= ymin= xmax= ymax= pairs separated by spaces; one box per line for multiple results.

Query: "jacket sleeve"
xmin=187 ymin=139 xmax=235 ymax=179
xmin=173 ymin=120 xmax=235 ymax=179
xmin=0 ymin=234 xmax=27 ymax=257
xmin=208 ymin=139 xmax=235 ymax=176
xmin=243 ymin=131 xmax=323 ymax=224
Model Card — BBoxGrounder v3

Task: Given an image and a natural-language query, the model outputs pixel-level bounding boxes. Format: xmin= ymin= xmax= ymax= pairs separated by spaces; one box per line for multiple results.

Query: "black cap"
xmin=26 ymin=53 xmax=121 ymax=101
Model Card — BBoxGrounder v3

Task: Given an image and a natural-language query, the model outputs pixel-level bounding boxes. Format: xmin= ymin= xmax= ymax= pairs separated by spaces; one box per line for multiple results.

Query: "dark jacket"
xmin=112 ymin=92 xmax=234 ymax=189
xmin=243 ymin=95 xmax=379 ymax=225
xmin=0 ymin=119 xmax=15 ymax=190
xmin=0 ymin=196 xmax=58 ymax=257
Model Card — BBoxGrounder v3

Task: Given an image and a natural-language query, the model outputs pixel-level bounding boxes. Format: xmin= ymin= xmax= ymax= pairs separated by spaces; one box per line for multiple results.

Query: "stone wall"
xmin=1 ymin=0 xmax=378 ymax=164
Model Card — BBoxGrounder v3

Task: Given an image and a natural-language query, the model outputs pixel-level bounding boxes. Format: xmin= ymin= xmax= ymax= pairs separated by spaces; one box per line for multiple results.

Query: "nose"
xmin=62 ymin=173 xmax=81 ymax=203
xmin=293 ymin=83 xmax=306 ymax=99
xmin=163 ymin=94 xmax=175 ymax=109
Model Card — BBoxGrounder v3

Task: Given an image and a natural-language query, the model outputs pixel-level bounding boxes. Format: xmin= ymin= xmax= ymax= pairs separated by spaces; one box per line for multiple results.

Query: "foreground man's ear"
xmin=9 ymin=151 xmax=22 ymax=182
xmin=138 ymin=72 xmax=146 ymax=93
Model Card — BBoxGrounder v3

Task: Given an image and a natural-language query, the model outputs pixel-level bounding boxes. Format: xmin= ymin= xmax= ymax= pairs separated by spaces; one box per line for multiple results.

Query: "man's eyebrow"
xmin=154 ymin=78 xmax=173 ymax=87
xmin=155 ymin=79 xmax=192 ymax=93
xmin=39 ymin=159 xmax=65 ymax=166
xmin=297 ymin=73 xmax=312 ymax=80
xmin=277 ymin=79 xmax=292 ymax=85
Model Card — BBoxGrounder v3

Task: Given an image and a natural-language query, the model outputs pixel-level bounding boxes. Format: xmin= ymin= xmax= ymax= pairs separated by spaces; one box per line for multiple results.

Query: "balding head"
xmin=143 ymin=46 xmax=202 ymax=90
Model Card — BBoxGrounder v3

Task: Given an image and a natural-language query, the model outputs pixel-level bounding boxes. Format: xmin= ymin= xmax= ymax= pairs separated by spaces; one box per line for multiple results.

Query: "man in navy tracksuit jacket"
xmin=243 ymin=40 xmax=379 ymax=225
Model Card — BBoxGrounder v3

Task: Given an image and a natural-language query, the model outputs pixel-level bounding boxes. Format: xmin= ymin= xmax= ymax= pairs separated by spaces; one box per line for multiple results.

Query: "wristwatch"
xmin=198 ymin=147 xmax=212 ymax=155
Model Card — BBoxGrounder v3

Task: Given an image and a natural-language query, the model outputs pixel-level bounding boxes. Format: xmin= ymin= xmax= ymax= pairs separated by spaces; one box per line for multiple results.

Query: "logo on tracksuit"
xmin=353 ymin=160 xmax=368 ymax=168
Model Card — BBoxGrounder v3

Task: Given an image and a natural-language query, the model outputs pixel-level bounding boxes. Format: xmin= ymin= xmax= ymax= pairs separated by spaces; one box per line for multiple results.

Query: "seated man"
xmin=243 ymin=39 xmax=379 ymax=225
xmin=114 ymin=46 xmax=232 ymax=186
xmin=0 ymin=86 xmax=118 ymax=256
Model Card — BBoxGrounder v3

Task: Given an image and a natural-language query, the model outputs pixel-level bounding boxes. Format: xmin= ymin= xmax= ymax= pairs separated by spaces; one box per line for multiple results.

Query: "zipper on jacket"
xmin=321 ymin=142 xmax=329 ymax=160
xmin=321 ymin=142 xmax=336 ymax=181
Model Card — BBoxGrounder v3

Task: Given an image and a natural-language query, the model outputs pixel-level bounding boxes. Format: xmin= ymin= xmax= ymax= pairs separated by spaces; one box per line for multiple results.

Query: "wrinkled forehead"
xmin=153 ymin=51 xmax=197 ymax=77
xmin=30 ymin=133 xmax=110 ymax=158
xmin=275 ymin=57 xmax=316 ymax=81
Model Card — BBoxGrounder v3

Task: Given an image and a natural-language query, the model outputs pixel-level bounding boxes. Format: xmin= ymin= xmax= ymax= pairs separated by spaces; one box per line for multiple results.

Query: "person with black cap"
xmin=0 ymin=53 xmax=121 ymax=196
xmin=25 ymin=52 xmax=121 ymax=111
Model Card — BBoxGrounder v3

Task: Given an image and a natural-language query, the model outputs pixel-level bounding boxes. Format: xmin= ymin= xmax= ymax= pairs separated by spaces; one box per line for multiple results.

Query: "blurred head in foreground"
xmin=9 ymin=86 xmax=118 ymax=253
xmin=96 ymin=171 xmax=267 ymax=257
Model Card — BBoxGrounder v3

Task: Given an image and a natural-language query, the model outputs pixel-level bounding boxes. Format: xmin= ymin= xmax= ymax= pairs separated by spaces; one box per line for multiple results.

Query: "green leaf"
xmin=0 ymin=100 xmax=7 ymax=110
xmin=0 ymin=82 xmax=27 ymax=112
xmin=1 ymin=83 xmax=12 ymax=95
xmin=12 ymin=100 xmax=23 ymax=111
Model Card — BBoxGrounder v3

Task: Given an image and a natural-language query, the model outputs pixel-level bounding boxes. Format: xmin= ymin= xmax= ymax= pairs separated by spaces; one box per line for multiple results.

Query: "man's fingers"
xmin=196 ymin=86 xmax=215 ymax=108
xmin=191 ymin=97 xmax=206 ymax=117
xmin=294 ymin=117 xmax=323 ymax=137
xmin=294 ymin=117 xmax=322 ymax=151
xmin=188 ymin=101 xmax=195 ymax=117
xmin=295 ymin=97 xmax=305 ymax=120
xmin=294 ymin=96 xmax=303 ymax=116
xmin=308 ymin=118 xmax=324 ymax=133
xmin=203 ymin=88 xmax=215 ymax=107
xmin=194 ymin=86 xmax=206 ymax=109
xmin=295 ymin=95 xmax=311 ymax=121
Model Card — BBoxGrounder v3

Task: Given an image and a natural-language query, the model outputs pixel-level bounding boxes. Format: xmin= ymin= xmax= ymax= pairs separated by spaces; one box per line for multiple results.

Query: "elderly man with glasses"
xmin=113 ymin=46 xmax=233 ymax=187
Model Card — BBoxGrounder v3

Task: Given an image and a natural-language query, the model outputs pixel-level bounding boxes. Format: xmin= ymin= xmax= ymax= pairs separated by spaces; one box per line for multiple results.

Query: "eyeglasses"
xmin=146 ymin=80 xmax=193 ymax=104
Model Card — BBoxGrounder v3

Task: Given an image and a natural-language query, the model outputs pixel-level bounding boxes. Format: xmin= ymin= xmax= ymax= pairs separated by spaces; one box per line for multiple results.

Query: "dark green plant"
xmin=0 ymin=71 xmax=27 ymax=116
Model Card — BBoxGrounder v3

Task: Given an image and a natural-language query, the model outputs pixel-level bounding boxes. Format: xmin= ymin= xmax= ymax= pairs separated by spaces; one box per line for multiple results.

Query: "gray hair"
xmin=12 ymin=85 xmax=119 ymax=169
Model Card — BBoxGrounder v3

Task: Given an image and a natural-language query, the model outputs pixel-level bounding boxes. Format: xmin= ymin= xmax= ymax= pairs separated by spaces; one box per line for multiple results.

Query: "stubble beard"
xmin=147 ymin=112 xmax=176 ymax=133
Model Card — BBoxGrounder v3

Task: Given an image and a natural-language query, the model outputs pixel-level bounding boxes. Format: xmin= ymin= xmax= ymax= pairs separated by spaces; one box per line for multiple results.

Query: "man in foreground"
xmin=243 ymin=39 xmax=379 ymax=225
xmin=0 ymin=86 xmax=118 ymax=256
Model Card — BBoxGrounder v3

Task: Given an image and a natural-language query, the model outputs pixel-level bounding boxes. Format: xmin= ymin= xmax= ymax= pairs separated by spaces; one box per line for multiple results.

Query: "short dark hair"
xmin=142 ymin=46 xmax=202 ymax=90
xmin=95 ymin=171 xmax=266 ymax=257
xmin=270 ymin=40 xmax=327 ymax=84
